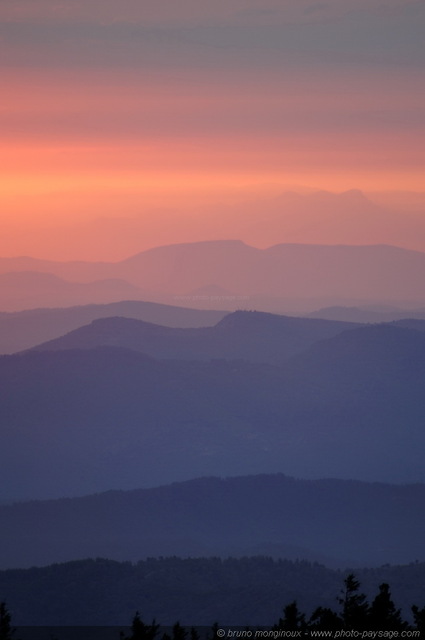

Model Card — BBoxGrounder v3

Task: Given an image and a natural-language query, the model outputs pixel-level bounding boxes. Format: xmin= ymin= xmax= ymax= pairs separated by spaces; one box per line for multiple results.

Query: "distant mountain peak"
xmin=215 ymin=309 xmax=287 ymax=329
xmin=339 ymin=188 xmax=366 ymax=198
xmin=336 ymin=188 xmax=376 ymax=206
xmin=122 ymin=239 xmax=254 ymax=262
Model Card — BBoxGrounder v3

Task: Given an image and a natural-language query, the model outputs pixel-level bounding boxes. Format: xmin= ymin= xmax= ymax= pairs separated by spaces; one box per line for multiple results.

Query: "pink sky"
xmin=1 ymin=0 xmax=424 ymax=259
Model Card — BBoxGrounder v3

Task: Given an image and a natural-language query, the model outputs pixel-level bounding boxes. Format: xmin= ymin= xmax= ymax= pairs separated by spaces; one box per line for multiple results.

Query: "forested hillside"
xmin=1 ymin=557 xmax=425 ymax=627
xmin=2 ymin=318 xmax=425 ymax=501
xmin=1 ymin=475 xmax=425 ymax=569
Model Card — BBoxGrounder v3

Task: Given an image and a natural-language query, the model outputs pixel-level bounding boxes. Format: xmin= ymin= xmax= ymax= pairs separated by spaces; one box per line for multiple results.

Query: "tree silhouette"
xmin=369 ymin=583 xmax=406 ymax=630
xmin=207 ymin=622 xmax=221 ymax=640
xmin=309 ymin=606 xmax=341 ymax=630
xmin=412 ymin=605 xmax=425 ymax=634
xmin=0 ymin=603 xmax=15 ymax=640
xmin=189 ymin=627 xmax=200 ymax=640
xmin=118 ymin=574 xmax=425 ymax=637
xmin=274 ymin=601 xmax=306 ymax=630
xmin=338 ymin=574 xmax=369 ymax=630
xmin=121 ymin=611 xmax=160 ymax=640
xmin=162 ymin=622 xmax=188 ymax=640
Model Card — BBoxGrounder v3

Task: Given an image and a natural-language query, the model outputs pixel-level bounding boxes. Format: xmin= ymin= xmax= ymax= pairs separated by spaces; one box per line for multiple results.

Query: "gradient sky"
xmin=1 ymin=0 xmax=424 ymax=259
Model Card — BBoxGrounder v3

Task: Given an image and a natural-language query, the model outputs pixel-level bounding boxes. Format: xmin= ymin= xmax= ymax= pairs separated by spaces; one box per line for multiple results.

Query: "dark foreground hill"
xmin=1 ymin=556 xmax=425 ymax=626
xmin=2 ymin=321 xmax=425 ymax=501
xmin=30 ymin=310 xmax=360 ymax=364
xmin=1 ymin=475 xmax=424 ymax=570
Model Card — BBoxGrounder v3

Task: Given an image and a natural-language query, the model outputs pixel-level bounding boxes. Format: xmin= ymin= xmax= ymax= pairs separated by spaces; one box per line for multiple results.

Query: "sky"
xmin=1 ymin=0 xmax=424 ymax=260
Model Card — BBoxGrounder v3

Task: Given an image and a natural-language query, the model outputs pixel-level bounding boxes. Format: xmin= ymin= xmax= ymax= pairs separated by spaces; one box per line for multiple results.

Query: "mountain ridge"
xmin=1 ymin=241 xmax=425 ymax=311
xmin=29 ymin=310 xmax=361 ymax=364
xmin=0 ymin=300 xmax=226 ymax=354
xmin=1 ymin=473 xmax=424 ymax=570
xmin=2 ymin=555 xmax=425 ymax=626
xmin=2 ymin=319 xmax=425 ymax=501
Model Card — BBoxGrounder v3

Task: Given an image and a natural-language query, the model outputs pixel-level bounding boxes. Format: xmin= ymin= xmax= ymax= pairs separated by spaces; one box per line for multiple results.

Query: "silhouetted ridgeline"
xmin=2 ymin=316 xmax=425 ymax=501
xmin=1 ymin=558 xmax=425 ymax=627
xmin=0 ymin=300 xmax=226 ymax=354
xmin=1 ymin=475 xmax=425 ymax=569
xmin=30 ymin=310 xmax=360 ymax=364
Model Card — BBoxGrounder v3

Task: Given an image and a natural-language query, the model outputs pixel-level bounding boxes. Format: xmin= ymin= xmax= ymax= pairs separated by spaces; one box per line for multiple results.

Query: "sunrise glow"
xmin=0 ymin=0 xmax=424 ymax=259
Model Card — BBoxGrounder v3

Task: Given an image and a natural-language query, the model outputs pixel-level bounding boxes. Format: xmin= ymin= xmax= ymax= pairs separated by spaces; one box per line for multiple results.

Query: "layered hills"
xmin=1 ymin=312 xmax=425 ymax=501
xmin=1 ymin=241 xmax=425 ymax=312
xmin=30 ymin=311 xmax=360 ymax=364
xmin=0 ymin=300 xmax=226 ymax=354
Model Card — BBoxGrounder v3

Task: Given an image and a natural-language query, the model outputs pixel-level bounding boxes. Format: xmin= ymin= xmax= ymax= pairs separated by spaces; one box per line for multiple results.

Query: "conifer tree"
xmin=309 ymin=606 xmax=341 ymax=630
xmin=369 ymin=583 xmax=406 ymax=630
xmin=189 ymin=627 xmax=200 ymax=640
xmin=162 ymin=622 xmax=188 ymax=640
xmin=0 ymin=603 xmax=15 ymax=640
xmin=121 ymin=611 xmax=160 ymax=640
xmin=274 ymin=601 xmax=306 ymax=631
xmin=412 ymin=605 xmax=425 ymax=633
xmin=338 ymin=574 xmax=369 ymax=630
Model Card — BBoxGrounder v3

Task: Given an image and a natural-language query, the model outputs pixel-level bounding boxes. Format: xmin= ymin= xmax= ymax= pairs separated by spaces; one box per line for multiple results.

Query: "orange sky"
xmin=1 ymin=0 xmax=424 ymax=259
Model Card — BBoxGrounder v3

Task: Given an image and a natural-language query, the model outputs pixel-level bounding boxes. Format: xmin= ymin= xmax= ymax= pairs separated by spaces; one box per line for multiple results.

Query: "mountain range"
xmin=2 ymin=311 xmax=425 ymax=501
xmin=1 ymin=474 xmax=424 ymax=570
xmin=2 ymin=232 xmax=425 ymax=629
xmin=3 ymin=296 xmax=425 ymax=355
xmin=0 ymin=300 xmax=226 ymax=354
xmin=2 ymin=240 xmax=425 ymax=312
xmin=6 ymin=189 xmax=425 ymax=262
xmin=30 ymin=311 xmax=360 ymax=364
